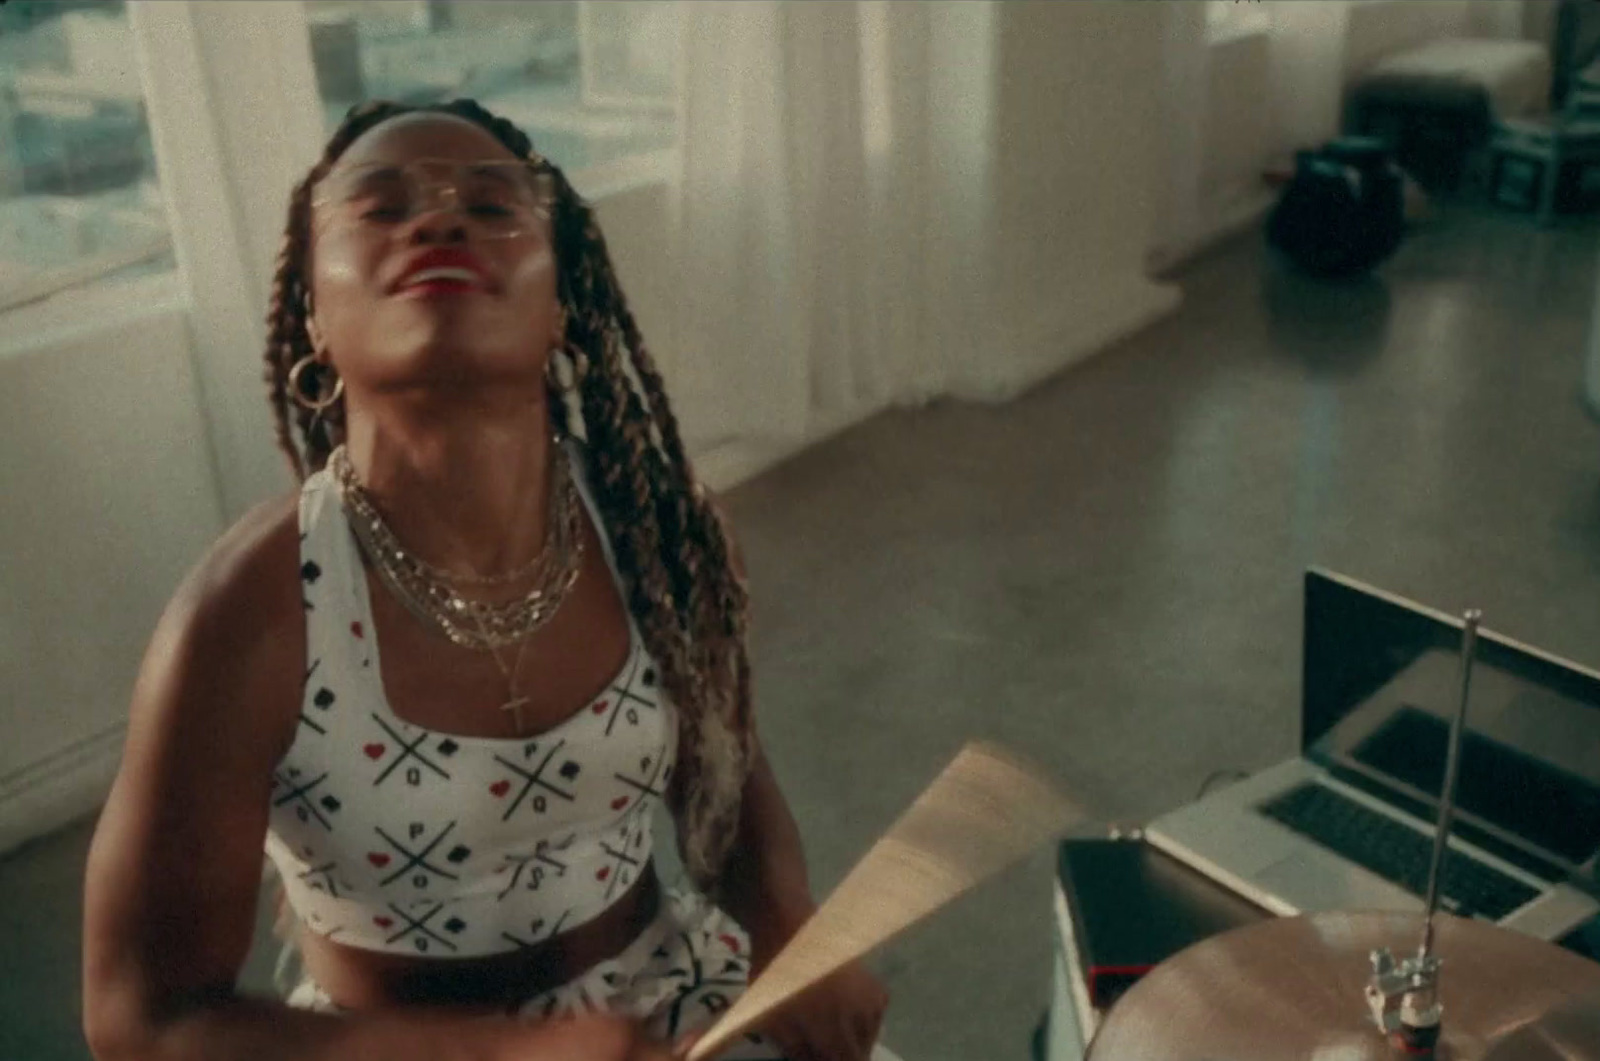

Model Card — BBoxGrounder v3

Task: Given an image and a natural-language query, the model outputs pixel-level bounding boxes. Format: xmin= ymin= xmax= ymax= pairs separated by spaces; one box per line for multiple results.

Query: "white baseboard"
xmin=691 ymin=398 xmax=887 ymax=495
xmin=691 ymin=276 xmax=1182 ymax=493
xmin=0 ymin=724 xmax=125 ymax=859
xmin=956 ymin=275 xmax=1183 ymax=406
xmin=1148 ymin=188 xmax=1277 ymax=276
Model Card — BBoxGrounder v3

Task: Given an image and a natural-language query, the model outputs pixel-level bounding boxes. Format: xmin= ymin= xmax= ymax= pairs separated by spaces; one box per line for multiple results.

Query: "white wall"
xmin=987 ymin=1 xmax=1178 ymax=394
xmin=1202 ymin=28 xmax=1274 ymax=223
xmin=1467 ymin=0 xmax=1536 ymax=41
xmin=1151 ymin=1 xmax=1285 ymax=272
xmin=1344 ymin=0 xmax=1471 ymax=81
xmin=1264 ymin=0 xmax=1353 ymax=157
xmin=0 ymin=309 xmax=223 ymax=854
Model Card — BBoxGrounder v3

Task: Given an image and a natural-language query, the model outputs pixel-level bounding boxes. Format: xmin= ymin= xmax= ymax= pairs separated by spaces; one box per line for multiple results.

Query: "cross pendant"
xmin=501 ymin=695 xmax=532 ymax=731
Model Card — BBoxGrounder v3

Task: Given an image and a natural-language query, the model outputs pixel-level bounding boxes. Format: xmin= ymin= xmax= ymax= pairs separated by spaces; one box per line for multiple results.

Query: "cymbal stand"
xmin=1365 ymin=609 xmax=1482 ymax=1057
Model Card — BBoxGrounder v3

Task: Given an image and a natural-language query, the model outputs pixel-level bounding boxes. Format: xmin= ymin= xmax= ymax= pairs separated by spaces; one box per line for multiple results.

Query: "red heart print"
xmin=596 ymin=867 xmax=611 ymax=881
xmin=374 ymin=916 xmax=394 ymax=928
xmin=592 ymin=700 xmax=608 ymax=715
xmin=367 ymin=853 xmax=391 ymax=868
xmin=350 ymin=621 xmax=364 ymax=639
xmin=490 ymin=780 xmax=511 ymax=798
xmin=720 ymin=933 xmax=742 ymax=954
xmin=611 ymin=796 xmax=629 ymax=811
xmin=363 ymin=743 xmax=385 ymax=760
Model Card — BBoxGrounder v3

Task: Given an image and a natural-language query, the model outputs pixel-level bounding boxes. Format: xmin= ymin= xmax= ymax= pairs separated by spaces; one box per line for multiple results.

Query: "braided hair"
xmin=263 ymin=99 xmax=753 ymax=890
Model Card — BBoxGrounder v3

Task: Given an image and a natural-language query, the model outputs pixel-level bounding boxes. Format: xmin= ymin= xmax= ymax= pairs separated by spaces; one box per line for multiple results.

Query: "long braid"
xmin=545 ymin=180 xmax=755 ymax=875
xmin=262 ymin=98 xmax=754 ymax=888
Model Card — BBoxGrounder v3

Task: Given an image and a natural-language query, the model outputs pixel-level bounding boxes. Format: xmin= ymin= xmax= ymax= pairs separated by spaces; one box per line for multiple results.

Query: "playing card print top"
xmin=263 ymin=437 xmax=678 ymax=957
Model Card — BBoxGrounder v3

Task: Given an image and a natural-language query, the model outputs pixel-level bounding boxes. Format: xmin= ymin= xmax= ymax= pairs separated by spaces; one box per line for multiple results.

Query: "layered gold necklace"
xmin=328 ymin=439 xmax=587 ymax=733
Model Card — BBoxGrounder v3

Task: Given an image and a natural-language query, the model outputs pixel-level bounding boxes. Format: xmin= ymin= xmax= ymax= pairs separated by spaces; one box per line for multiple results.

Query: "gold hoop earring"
xmin=546 ymin=342 xmax=586 ymax=393
xmin=288 ymin=355 xmax=344 ymax=412
xmin=562 ymin=342 xmax=590 ymax=385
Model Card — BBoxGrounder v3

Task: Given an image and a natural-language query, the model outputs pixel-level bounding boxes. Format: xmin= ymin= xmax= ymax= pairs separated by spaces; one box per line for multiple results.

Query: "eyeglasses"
xmin=310 ymin=158 xmax=554 ymax=241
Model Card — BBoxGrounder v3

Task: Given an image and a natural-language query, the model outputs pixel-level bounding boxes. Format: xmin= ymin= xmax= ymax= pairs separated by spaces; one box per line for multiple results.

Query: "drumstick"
xmin=685 ymin=741 xmax=1082 ymax=1061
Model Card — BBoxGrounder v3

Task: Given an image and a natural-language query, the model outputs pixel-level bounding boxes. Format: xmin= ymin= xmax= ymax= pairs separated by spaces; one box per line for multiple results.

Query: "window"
xmin=1207 ymin=0 xmax=1269 ymax=42
xmin=0 ymin=1 xmax=174 ymax=315
xmin=303 ymin=0 xmax=678 ymax=174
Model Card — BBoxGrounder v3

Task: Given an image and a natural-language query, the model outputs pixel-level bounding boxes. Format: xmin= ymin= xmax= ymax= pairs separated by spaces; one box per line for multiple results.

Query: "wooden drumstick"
xmin=685 ymin=741 xmax=1083 ymax=1061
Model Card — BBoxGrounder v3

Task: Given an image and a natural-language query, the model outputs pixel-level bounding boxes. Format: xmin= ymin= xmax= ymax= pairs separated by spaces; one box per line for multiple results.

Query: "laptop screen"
xmin=1302 ymin=569 xmax=1600 ymax=872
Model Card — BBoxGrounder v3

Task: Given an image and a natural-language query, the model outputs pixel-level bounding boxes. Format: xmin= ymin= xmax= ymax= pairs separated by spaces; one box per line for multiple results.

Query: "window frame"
xmin=0 ymin=4 xmax=175 ymax=319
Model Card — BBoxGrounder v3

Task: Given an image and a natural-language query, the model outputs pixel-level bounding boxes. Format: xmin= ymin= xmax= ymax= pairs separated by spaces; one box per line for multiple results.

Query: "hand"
xmin=755 ymin=960 xmax=889 ymax=1061
xmin=616 ymin=1021 xmax=678 ymax=1061
xmin=741 ymin=899 xmax=889 ymax=1061
xmin=516 ymin=1013 xmax=677 ymax=1061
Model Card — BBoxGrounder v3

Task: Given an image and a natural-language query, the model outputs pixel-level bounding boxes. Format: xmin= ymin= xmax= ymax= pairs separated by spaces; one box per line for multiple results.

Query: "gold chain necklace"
xmin=416 ymin=533 xmax=560 ymax=588
xmin=329 ymin=440 xmax=586 ymax=652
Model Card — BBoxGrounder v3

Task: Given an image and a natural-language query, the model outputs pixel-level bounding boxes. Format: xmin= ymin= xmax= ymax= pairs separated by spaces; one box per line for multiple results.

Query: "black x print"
xmin=499 ymin=908 xmax=571 ymax=950
xmin=298 ymin=661 xmax=325 ymax=732
xmin=273 ymin=771 xmax=333 ymax=830
xmin=665 ymin=936 xmax=747 ymax=1037
xmin=300 ymin=678 xmax=337 ymax=736
xmin=372 ymin=822 xmax=460 ymax=888
xmin=297 ymin=862 xmax=342 ymax=899
xmin=495 ymin=840 xmax=572 ymax=900
xmin=491 ymin=739 xmax=576 ymax=822
xmin=613 ymin=740 xmax=669 ymax=805
xmin=369 ymin=714 xmax=452 ymax=787
xmin=598 ymin=839 xmax=643 ymax=901
xmin=380 ymin=901 xmax=457 ymax=954
xmin=603 ymin=645 xmax=658 ymax=736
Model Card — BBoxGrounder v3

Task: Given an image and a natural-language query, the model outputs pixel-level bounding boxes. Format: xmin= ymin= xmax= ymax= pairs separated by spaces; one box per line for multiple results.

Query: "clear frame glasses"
xmin=310 ymin=158 xmax=554 ymax=241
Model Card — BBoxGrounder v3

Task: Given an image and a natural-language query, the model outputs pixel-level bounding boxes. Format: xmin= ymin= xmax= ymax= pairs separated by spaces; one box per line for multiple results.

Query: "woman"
xmin=81 ymin=99 xmax=888 ymax=1061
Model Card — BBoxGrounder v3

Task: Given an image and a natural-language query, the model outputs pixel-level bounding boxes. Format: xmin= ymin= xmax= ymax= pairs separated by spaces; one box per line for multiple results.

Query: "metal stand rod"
xmin=1420 ymin=609 xmax=1482 ymax=960
xmin=1366 ymin=608 xmax=1484 ymax=1054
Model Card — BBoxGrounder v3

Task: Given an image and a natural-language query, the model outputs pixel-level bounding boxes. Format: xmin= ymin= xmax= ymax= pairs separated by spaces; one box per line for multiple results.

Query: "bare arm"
xmin=699 ymin=492 xmax=816 ymax=950
xmin=715 ymin=743 xmax=818 ymax=962
xmin=81 ymin=496 xmax=663 ymax=1061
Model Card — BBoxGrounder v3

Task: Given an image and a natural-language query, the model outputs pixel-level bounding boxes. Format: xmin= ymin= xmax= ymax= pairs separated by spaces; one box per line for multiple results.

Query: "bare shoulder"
xmin=137 ymin=488 xmax=307 ymax=760
xmin=172 ymin=489 xmax=302 ymax=656
xmin=200 ymin=490 xmax=301 ymax=607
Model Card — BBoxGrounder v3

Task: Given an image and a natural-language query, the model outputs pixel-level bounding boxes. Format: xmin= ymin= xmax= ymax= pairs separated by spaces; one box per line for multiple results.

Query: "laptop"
xmin=1145 ymin=568 xmax=1600 ymax=941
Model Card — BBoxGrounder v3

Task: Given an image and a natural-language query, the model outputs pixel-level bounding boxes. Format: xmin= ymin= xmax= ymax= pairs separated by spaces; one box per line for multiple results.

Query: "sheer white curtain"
xmin=669 ymin=0 xmax=997 ymax=455
xmin=672 ymin=0 xmax=807 ymax=450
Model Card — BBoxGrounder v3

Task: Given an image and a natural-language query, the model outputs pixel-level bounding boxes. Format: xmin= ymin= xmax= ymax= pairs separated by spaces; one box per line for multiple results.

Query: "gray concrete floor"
xmin=8 ymin=203 xmax=1600 ymax=1061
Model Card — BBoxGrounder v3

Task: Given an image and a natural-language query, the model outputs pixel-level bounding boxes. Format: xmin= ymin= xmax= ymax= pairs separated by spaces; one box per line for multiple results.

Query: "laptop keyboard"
xmin=1259 ymin=783 xmax=1541 ymax=921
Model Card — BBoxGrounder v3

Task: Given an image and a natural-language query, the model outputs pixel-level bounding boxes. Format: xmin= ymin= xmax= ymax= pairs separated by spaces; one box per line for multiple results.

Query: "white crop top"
xmin=264 ymin=438 xmax=677 ymax=957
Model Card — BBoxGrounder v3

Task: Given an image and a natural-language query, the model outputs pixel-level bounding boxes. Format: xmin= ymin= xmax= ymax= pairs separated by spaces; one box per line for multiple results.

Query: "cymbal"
xmin=1481 ymin=993 xmax=1600 ymax=1061
xmin=1087 ymin=911 xmax=1600 ymax=1061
